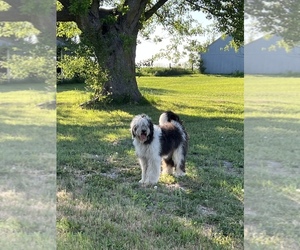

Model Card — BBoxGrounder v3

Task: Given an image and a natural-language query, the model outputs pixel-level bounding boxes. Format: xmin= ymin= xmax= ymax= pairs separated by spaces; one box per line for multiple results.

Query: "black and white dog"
xmin=130 ymin=111 xmax=188 ymax=184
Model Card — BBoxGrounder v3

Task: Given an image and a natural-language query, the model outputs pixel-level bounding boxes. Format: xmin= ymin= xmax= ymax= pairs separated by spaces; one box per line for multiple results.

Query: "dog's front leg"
xmin=144 ymin=157 xmax=161 ymax=184
xmin=138 ymin=157 xmax=147 ymax=183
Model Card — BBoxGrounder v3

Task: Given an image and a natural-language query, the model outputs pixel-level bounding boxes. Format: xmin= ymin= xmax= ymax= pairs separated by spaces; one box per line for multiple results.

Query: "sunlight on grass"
xmin=159 ymin=174 xmax=177 ymax=184
xmin=102 ymin=131 xmax=128 ymax=142
xmin=58 ymin=135 xmax=77 ymax=142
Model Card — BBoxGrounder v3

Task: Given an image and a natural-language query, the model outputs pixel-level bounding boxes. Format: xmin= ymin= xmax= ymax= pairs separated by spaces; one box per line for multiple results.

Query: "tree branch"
xmin=59 ymin=0 xmax=71 ymax=9
xmin=57 ymin=9 xmax=76 ymax=22
xmin=90 ymin=0 xmax=100 ymax=19
xmin=184 ymin=0 xmax=220 ymax=16
xmin=120 ymin=0 xmax=149 ymax=31
xmin=57 ymin=0 xmax=114 ymax=22
xmin=144 ymin=0 xmax=169 ymax=20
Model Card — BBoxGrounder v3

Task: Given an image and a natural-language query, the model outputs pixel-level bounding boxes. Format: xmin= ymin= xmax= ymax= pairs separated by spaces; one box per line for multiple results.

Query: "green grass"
xmin=0 ymin=82 xmax=56 ymax=249
xmin=244 ymin=76 xmax=300 ymax=249
xmin=57 ymin=74 xmax=244 ymax=249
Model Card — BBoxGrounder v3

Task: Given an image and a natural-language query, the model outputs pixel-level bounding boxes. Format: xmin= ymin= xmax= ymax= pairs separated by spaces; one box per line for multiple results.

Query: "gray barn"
xmin=245 ymin=35 xmax=300 ymax=74
xmin=200 ymin=36 xmax=244 ymax=74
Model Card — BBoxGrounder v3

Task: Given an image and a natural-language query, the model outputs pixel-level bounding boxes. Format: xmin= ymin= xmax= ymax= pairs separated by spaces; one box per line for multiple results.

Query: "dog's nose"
xmin=141 ymin=129 xmax=146 ymax=134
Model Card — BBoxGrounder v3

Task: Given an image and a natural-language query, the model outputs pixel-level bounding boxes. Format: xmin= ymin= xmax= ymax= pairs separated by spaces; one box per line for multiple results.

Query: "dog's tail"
xmin=159 ymin=111 xmax=182 ymax=125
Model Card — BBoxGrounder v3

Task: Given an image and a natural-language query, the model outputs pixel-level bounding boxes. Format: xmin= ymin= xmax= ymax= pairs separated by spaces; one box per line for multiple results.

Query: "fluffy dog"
xmin=130 ymin=111 xmax=188 ymax=184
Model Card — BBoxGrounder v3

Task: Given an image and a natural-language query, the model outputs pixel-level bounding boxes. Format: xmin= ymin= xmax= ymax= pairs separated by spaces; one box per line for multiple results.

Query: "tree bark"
xmin=99 ymin=22 xmax=142 ymax=102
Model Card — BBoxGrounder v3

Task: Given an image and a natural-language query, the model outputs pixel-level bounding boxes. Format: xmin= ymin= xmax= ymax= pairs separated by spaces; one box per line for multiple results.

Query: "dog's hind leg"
xmin=174 ymin=160 xmax=186 ymax=177
xmin=173 ymin=147 xmax=186 ymax=177
xmin=161 ymin=157 xmax=174 ymax=175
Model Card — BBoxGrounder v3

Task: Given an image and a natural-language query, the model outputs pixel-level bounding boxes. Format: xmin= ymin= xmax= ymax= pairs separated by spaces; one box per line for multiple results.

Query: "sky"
xmin=136 ymin=11 xmax=219 ymax=67
xmin=244 ymin=16 xmax=265 ymax=44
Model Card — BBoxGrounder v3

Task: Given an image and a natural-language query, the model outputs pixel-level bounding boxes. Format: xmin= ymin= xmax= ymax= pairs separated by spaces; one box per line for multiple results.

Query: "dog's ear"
xmin=148 ymin=119 xmax=154 ymax=136
xmin=131 ymin=125 xmax=137 ymax=139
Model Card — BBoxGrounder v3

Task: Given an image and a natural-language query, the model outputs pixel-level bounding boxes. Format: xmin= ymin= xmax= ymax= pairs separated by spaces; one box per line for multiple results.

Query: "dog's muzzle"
xmin=139 ymin=130 xmax=147 ymax=142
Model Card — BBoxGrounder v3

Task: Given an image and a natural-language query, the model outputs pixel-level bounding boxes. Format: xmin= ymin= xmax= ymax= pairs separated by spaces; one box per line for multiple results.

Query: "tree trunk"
xmin=98 ymin=26 xmax=142 ymax=102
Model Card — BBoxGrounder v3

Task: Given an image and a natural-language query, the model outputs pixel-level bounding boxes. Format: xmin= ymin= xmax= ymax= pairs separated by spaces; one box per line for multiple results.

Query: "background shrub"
xmin=136 ymin=67 xmax=194 ymax=77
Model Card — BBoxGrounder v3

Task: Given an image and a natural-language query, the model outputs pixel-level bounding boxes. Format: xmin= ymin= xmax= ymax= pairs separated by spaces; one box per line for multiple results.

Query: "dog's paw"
xmin=143 ymin=180 xmax=158 ymax=185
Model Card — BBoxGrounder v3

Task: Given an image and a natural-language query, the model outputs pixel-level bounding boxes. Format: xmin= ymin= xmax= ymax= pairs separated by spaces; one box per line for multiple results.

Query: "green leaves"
xmin=68 ymin=0 xmax=91 ymax=15
xmin=0 ymin=0 xmax=10 ymax=11
xmin=0 ymin=22 xmax=39 ymax=38
xmin=188 ymin=0 xmax=244 ymax=47
xmin=58 ymin=42 xmax=108 ymax=97
xmin=57 ymin=22 xmax=82 ymax=38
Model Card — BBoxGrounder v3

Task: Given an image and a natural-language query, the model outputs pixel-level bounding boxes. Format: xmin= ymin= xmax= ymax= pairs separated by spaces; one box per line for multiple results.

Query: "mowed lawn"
xmin=57 ymin=74 xmax=244 ymax=249
xmin=244 ymin=76 xmax=300 ymax=249
xmin=0 ymin=83 xmax=56 ymax=249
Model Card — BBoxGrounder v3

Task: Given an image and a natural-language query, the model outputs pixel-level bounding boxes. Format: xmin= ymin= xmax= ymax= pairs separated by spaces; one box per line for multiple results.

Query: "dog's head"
xmin=130 ymin=114 xmax=154 ymax=144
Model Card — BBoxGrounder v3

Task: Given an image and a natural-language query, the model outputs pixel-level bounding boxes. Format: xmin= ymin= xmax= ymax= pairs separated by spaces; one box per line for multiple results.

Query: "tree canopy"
xmin=245 ymin=0 xmax=300 ymax=46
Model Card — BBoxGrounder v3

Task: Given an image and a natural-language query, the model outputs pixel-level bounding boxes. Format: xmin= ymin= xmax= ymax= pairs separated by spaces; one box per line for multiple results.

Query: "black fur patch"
xmin=159 ymin=114 xmax=188 ymax=173
xmin=166 ymin=111 xmax=189 ymax=147
xmin=163 ymin=157 xmax=175 ymax=167
xmin=159 ymin=123 xmax=183 ymax=156
xmin=164 ymin=111 xmax=182 ymax=124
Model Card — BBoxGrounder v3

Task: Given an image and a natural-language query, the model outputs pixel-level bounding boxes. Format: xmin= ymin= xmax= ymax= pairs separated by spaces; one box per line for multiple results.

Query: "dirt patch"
xmin=100 ymin=172 xmax=119 ymax=179
xmin=197 ymin=205 xmax=216 ymax=216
